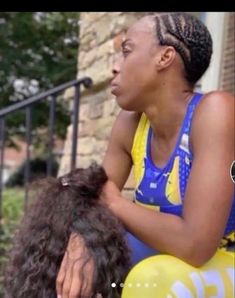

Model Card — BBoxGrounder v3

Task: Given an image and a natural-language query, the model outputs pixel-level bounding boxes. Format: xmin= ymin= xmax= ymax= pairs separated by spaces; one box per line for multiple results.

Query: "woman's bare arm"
xmin=102 ymin=109 xmax=140 ymax=188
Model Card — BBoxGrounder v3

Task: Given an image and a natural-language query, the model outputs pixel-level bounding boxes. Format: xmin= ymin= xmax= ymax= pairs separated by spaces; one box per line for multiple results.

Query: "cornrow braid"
xmin=152 ymin=12 xmax=213 ymax=85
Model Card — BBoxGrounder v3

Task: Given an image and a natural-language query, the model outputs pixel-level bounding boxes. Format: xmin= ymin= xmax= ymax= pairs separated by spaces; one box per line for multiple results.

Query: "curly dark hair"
xmin=151 ymin=12 xmax=213 ymax=85
xmin=4 ymin=163 xmax=131 ymax=298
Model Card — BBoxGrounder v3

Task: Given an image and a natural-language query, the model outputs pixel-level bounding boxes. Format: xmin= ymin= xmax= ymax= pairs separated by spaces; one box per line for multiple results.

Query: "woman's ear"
xmin=155 ymin=46 xmax=176 ymax=70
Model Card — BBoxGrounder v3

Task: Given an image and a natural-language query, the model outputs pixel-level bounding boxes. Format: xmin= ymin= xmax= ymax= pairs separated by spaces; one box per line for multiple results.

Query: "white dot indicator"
xmin=111 ymin=283 xmax=116 ymax=288
xmin=119 ymin=283 xmax=124 ymax=288
xmin=128 ymin=283 xmax=132 ymax=287
xmin=153 ymin=283 xmax=157 ymax=287
xmin=145 ymin=283 xmax=149 ymax=287
xmin=136 ymin=283 xmax=141 ymax=287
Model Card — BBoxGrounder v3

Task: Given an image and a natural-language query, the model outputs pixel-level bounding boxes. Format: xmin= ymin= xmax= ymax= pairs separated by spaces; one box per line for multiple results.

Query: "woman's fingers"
xmin=56 ymin=233 xmax=94 ymax=298
xmin=56 ymin=251 xmax=68 ymax=297
xmin=68 ymin=260 xmax=82 ymax=298
xmin=81 ymin=256 xmax=95 ymax=297
xmin=56 ymin=233 xmax=96 ymax=298
xmin=62 ymin=259 xmax=73 ymax=298
xmin=68 ymin=255 xmax=95 ymax=298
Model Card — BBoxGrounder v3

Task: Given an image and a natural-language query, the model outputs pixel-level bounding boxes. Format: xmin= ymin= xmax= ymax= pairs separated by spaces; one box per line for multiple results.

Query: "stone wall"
xmin=59 ymin=12 xmax=146 ymax=197
xmin=219 ymin=12 xmax=235 ymax=94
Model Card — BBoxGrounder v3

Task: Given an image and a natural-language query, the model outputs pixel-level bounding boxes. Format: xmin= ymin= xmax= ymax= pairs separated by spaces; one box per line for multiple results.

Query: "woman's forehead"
xmin=124 ymin=16 xmax=156 ymax=42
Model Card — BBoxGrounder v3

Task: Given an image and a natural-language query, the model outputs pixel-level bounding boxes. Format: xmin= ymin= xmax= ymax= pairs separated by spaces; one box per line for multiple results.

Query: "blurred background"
xmin=0 ymin=12 xmax=234 ymax=295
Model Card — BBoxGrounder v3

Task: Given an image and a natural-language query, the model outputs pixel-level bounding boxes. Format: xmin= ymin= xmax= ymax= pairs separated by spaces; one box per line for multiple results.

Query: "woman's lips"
xmin=110 ymin=83 xmax=120 ymax=95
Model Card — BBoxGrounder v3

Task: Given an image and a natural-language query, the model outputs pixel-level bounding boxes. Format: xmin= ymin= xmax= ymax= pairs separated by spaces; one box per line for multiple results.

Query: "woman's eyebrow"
xmin=121 ymin=39 xmax=134 ymax=48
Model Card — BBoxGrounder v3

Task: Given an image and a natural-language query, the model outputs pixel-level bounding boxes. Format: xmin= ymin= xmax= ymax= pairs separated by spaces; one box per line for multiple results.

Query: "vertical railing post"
xmin=0 ymin=117 xmax=5 ymax=220
xmin=47 ymin=95 xmax=56 ymax=176
xmin=0 ymin=77 xmax=92 ymax=215
xmin=71 ymin=85 xmax=80 ymax=171
xmin=24 ymin=107 xmax=32 ymax=211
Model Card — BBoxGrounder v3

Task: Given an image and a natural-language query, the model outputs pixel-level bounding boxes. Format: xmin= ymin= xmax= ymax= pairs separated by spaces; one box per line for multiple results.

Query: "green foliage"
xmin=6 ymin=157 xmax=59 ymax=187
xmin=0 ymin=188 xmax=24 ymax=296
xmin=0 ymin=12 xmax=80 ymax=149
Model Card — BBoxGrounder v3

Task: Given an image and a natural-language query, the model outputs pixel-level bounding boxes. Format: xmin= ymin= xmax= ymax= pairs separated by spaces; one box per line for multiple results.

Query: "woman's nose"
xmin=112 ymin=52 xmax=122 ymax=76
xmin=112 ymin=64 xmax=119 ymax=76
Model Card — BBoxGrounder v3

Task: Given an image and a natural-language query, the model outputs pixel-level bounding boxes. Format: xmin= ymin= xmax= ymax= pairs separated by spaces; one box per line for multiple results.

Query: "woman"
xmin=56 ymin=12 xmax=234 ymax=298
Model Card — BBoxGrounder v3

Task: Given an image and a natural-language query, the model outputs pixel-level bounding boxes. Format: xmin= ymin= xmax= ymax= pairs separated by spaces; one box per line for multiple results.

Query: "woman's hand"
xmin=100 ymin=180 xmax=123 ymax=210
xmin=56 ymin=233 xmax=95 ymax=298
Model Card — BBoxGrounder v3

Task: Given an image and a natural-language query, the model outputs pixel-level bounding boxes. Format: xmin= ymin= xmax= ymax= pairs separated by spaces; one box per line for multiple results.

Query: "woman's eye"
xmin=122 ymin=48 xmax=130 ymax=57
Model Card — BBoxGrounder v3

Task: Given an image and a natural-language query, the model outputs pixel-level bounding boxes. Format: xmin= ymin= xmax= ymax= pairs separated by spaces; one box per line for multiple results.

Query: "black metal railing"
xmin=0 ymin=77 xmax=92 ymax=216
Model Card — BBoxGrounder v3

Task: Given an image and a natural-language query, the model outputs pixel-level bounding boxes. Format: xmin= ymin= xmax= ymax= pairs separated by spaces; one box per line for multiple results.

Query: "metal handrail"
xmin=0 ymin=77 xmax=92 ymax=215
xmin=0 ymin=78 xmax=92 ymax=117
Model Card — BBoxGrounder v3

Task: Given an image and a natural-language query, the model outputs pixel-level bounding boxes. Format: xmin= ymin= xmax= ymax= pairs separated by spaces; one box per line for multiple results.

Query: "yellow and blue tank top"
xmin=126 ymin=92 xmax=235 ymax=265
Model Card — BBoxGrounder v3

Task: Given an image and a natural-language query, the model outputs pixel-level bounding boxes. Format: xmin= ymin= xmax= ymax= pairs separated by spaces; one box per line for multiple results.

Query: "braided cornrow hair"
xmin=151 ymin=12 xmax=213 ymax=85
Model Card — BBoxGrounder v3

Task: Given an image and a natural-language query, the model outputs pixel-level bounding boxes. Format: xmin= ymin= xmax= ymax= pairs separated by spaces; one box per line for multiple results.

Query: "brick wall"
xmin=219 ymin=12 xmax=235 ymax=94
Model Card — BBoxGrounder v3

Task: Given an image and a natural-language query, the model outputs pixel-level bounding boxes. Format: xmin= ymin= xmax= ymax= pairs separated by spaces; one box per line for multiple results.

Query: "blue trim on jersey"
xmin=134 ymin=92 xmax=203 ymax=208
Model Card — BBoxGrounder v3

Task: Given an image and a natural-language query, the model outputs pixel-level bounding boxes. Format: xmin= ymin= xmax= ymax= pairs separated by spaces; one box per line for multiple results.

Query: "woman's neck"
xmin=144 ymin=87 xmax=194 ymax=142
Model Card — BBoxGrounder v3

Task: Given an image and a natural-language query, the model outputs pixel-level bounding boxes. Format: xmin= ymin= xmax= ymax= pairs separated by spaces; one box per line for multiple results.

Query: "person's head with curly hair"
xmin=4 ymin=163 xmax=131 ymax=298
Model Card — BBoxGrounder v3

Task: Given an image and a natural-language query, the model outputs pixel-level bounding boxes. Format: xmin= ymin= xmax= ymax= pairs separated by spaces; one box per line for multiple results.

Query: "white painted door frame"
xmin=200 ymin=12 xmax=226 ymax=92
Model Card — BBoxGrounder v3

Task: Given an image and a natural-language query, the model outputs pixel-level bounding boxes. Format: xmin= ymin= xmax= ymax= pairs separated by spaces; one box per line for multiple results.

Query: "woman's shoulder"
xmin=191 ymin=90 xmax=233 ymax=120
xmin=200 ymin=90 xmax=234 ymax=105
xmin=191 ymin=90 xmax=234 ymax=149
xmin=194 ymin=90 xmax=234 ymax=124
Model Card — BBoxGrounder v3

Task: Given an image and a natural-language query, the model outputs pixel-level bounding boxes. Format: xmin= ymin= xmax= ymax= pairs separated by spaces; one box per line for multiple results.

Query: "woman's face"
xmin=111 ymin=16 xmax=160 ymax=111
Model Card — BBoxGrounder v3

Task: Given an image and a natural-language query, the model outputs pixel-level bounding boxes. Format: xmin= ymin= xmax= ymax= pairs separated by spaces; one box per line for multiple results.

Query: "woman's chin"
xmin=116 ymin=96 xmax=135 ymax=111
